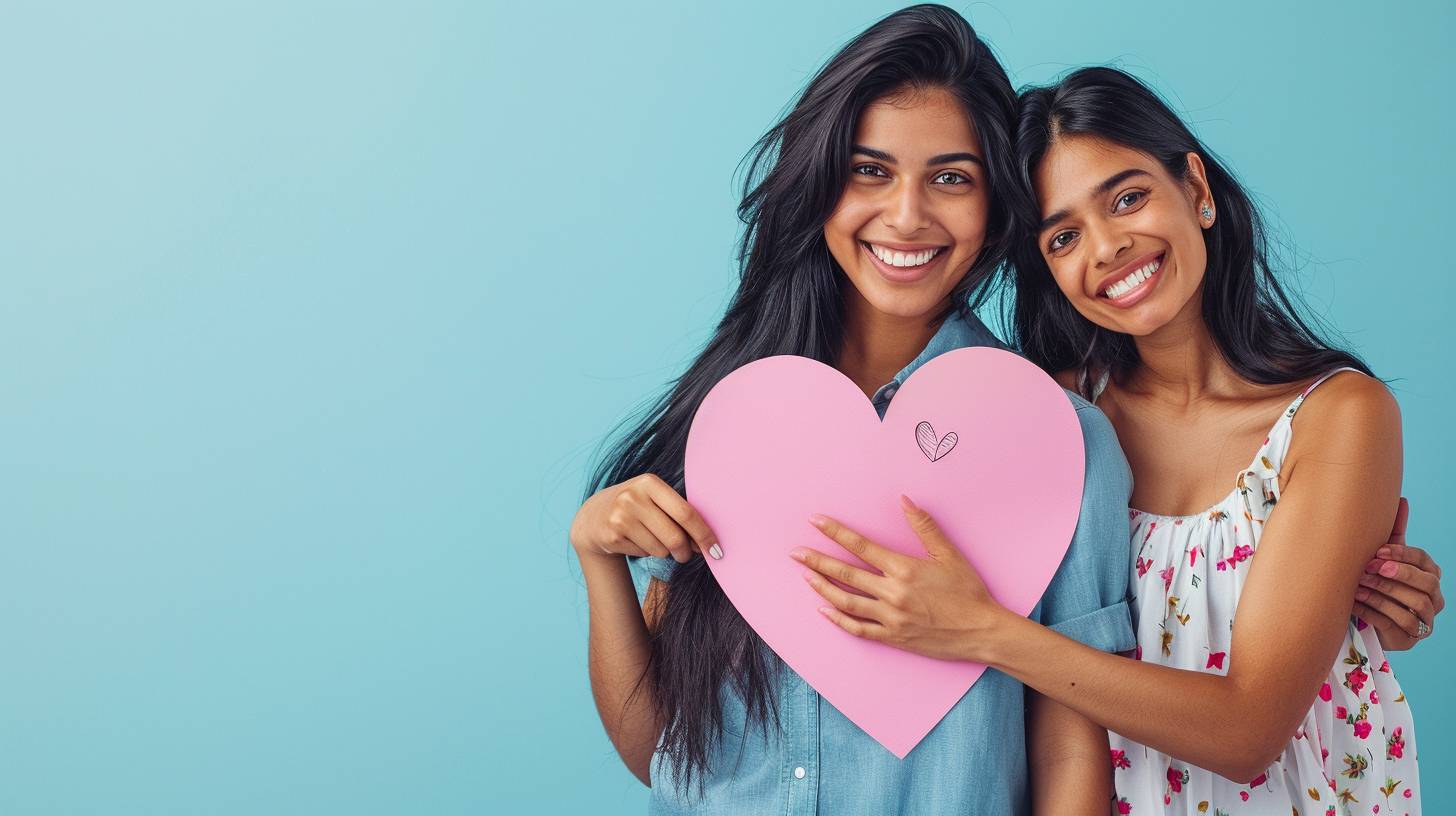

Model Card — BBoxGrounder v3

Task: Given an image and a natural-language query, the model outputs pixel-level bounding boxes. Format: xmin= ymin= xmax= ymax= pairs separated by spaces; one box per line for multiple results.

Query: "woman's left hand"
xmin=1355 ymin=497 xmax=1444 ymax=650
xmin=789 ymin=494 xmax=1016 ymax=663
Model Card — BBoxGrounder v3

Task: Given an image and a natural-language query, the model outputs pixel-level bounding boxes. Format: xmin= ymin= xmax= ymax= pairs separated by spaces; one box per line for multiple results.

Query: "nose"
xmin=1084 ymin=215 xmax=1132 ymax=268
xmin=880 ymin=180 xmax=932 ymax=235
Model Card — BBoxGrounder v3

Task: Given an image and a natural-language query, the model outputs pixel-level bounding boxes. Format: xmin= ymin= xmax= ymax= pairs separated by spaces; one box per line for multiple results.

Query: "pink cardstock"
xmin=684 ymin=347 xmax=1085 ymax=757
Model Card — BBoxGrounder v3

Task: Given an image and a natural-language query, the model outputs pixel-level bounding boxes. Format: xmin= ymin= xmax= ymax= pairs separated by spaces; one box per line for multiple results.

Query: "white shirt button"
xmin=793 ymin=767 xmax=806 ymax=779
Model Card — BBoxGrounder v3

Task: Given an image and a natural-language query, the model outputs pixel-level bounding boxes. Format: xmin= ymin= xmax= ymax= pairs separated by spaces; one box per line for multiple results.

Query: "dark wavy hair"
xmin=1008 ymin=67 xmax=1370 ymax=393
xmin=582 ymin=4 xmax=1020 ymax=792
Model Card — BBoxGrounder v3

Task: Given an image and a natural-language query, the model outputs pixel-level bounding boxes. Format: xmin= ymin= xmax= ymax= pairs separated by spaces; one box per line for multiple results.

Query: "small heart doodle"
xmin=915 ymin=421 xmax=958 ymax=462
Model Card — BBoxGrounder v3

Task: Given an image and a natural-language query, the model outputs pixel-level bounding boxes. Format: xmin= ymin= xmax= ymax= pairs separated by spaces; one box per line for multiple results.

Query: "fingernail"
xmin=1377 ymin=548 xmax=1393 ymax=558
xmin=1364 ymin=560 xmax=1383 ymax=574
xmin=789 ymin=548 xmax=806 ymax=562
xmin=709 ymin=543 xmax=723 ymax=560
xmin=1358 ymin=574 xmax=1378 ymax=587
xmin=1355 ymin=588 xmax=1370 ymax=601
xmin=808 ymin=514 xmax=828 ymax=528
xmin=1380 ymin=562 xmax=1400 ymax=578
xmin=899 ymin=494 xmax=917 ymax=512
xmin=801 ymin=570 xmax=816 ymax=584
xmin=817 ymin=607 xmax=832 ymax=616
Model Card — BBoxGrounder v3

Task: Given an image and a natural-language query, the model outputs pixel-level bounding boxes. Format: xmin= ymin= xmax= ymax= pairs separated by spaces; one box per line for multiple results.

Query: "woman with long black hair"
xmin=797 ymin=67 xmax=1433 ymax=812
xmin=571 ymin=6 xmax=1135 ymax=813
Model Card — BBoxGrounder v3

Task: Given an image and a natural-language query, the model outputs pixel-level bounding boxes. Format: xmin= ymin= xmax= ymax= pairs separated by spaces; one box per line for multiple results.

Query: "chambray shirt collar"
xmin=869 ymin=308 xmax=1008 ymax=413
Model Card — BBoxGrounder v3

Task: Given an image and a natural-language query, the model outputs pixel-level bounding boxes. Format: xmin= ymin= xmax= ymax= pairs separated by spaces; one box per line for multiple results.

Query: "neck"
xmin=838 ymin=292 xmax=944 ymax=398
xmin=1127 ymin=286 xmax=1238 ymax=405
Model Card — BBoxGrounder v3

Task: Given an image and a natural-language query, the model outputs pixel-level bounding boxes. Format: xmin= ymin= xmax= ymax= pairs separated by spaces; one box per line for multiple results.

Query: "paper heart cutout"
xmin=685 ymin=347 xmax=1085 ymax=757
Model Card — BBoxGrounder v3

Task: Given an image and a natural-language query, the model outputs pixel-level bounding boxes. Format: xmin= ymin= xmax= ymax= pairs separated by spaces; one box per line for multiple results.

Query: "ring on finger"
xmin=1417 ymin=619 xmax=1432 ymax=638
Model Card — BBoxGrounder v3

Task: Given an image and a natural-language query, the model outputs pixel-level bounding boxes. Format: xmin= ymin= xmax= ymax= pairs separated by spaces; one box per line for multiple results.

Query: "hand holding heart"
xmin=791 ymin=494 xmax=1014 ymax=663
xmin=570 ymin=474 xmax=723 ymax=564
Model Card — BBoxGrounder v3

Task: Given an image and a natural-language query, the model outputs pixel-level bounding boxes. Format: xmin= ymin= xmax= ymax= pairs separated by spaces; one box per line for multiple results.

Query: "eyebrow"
xmin=1038 ymin=168 xmax=1154 ymax=232
xmin=852 ymin=144 xmax=984 ymax=167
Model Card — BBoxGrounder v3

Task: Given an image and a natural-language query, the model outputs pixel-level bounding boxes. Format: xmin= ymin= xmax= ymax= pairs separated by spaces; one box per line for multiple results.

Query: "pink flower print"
xmin=1134 ymin=644 xmax=1143 ymax=661
xmin=1355 ymin=617 xmax=1369 ymax=631
xmin=1166 ymin=765 xmax=1188 ymax=794
xmin=1188 ymin=546 xmax=1198 ymax=566
xmin=1345 ymin=666 xmax=1369 ymax=695
xmin=1378 ymin=659 xmax=1391 ymax=673
xmin=1335 ymin=705 xmax=1348 ymax=720
xmin=1239 ymin=791 xmax=1249 ymax=801
xmin=1136 ymin=556 xmax=1153 ymax=578
xmin=1206 ymin=652 xmax=1226 ymax=670
xmin=1216 ymin=560 xmax=1228 ymax=572
xmin=1319 ymin=682 xmax=1332 ymax=701
xmin=1388 ymin=726 xmax=1406 ymax=759
xmin=1249 ymin=772 xmax=1268 ymax=787
xmin=1111 ymin=748 xmax=1131 ymax=770
xmin=1406 ymin=788 xmax=1414 ymax=798
xmin=1159 ymin=565 xmax=1175 ymax=591
xmin=1353 ymin=720 xmax=1372 ymax=739
xmin=1370 ymin=688 xmax=1379 ymax=704
xmin=1116 ymin=797 xmax=1132 ymax=814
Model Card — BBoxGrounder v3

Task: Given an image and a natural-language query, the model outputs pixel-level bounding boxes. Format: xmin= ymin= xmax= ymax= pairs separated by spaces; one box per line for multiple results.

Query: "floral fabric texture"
xmin=1108 ymin=369 xmax=1420 ymax=815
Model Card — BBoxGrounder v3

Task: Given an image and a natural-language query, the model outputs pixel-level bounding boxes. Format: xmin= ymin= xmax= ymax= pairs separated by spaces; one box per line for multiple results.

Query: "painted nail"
xmin=1380 ymin=561 xmax=1400 ymax=578
xmin=1364 ymin=560 xmax=1383 ymax=574
xmin=789 ymin=548 xmax=806 ymax=562
xmin=1358 ymin=574 xmax=1378 ymax=587
xmin=808 ymin=514 xmax=828 ymax=528
xmin=1356 ymin=588 xmax=1370 ymax=602
xmin=709 ymin=543 xmax=723 ymax=560
xmin=801 ymin=571 xmax=816 ymax=585
xmin=899 ymin=494 xmax=917 ymax=512
xmin=1377 ymin=548 xmax=1393 ymax=558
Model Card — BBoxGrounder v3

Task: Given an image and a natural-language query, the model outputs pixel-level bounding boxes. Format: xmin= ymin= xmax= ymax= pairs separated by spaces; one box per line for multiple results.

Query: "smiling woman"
xmin=569 ymin=5 xmax=1137 ymax=815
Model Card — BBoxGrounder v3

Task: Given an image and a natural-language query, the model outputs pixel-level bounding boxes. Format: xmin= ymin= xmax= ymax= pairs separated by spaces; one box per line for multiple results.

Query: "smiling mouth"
xmin=861 ymin=241 xmax=946 ymax=269
xmin=1100 ymin=254 xmax=1163 ymax=299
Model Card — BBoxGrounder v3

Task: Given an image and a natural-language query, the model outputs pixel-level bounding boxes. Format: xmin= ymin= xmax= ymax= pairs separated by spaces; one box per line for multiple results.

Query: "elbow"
xmin=1206 ymin=732 xmax=1288 ymax=783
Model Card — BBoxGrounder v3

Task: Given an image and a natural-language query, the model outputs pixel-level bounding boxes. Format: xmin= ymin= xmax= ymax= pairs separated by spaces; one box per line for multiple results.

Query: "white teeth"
xmin=869 ymin=243 xmax=942 ymax=268
xmin=1103 ymin=258 xmax=1162 ymax=299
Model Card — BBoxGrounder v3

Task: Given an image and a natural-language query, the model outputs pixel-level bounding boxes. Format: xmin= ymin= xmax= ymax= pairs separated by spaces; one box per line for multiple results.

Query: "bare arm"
xmin=582 ymin=554 xmax=664 ymax=785
xmin=795 ymin=377 xmax=1402 ymax=781
xmin=572 ymin=473 xmax=721 ymax=786
xmin=1027 ymin=691 xmax=1110 ymax=815
xmin=984 ymin=377 xmax=1402 ymax=780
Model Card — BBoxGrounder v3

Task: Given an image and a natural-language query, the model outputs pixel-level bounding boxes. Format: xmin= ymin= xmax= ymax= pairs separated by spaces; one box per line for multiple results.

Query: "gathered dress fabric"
xmin=1106 ymin=369 xmax=1420 ymax=815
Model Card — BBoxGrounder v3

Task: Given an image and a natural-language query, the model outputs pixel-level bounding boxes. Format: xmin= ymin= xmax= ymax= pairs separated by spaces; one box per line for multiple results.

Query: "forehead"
xmin=854 ymin=87 xmax=982 ymax=156
xmin=1034 ymin=135 xmax=1164 ymax=213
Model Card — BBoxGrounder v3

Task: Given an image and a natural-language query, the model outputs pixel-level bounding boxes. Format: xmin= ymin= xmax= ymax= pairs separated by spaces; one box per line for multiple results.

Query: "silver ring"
xmin=1417 ymin=620 xmax=1432 ymax=638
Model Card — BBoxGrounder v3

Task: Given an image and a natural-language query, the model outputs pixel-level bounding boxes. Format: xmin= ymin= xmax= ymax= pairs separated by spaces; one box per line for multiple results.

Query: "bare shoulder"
xmin=1288 ymin=370 xmax=1401 ymax=466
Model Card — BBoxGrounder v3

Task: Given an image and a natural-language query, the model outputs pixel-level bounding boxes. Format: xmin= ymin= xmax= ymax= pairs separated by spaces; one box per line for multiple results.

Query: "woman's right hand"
xmin=570 ymin=474 xmax=722 ymax=564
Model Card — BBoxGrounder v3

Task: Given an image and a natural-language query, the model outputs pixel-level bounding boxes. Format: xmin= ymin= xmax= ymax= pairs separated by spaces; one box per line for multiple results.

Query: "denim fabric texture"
xmin=628 ymin=310 xmax=1135 ymax=815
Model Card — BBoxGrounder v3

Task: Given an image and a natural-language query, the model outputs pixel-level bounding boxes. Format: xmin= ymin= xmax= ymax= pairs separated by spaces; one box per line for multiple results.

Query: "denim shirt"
xmin=627 ymin=309 xmax=1135 ymax=815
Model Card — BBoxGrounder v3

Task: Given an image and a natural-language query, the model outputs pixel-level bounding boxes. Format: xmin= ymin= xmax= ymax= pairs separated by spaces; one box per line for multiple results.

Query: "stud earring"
xmin=1200 ymin=203 xmax=1214 ymax=223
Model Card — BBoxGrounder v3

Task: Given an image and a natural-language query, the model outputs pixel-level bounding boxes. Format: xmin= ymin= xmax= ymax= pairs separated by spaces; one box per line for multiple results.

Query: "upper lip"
xmin=861 ymin=240 xmax=947 ymax=252
xmin=1093 ymin=251 xmax=1164 ymax=297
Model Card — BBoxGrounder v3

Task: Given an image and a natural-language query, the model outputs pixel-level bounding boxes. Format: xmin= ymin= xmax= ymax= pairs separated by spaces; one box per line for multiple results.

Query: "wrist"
xmin=970 ymin=605 xmax=1038 ymax=668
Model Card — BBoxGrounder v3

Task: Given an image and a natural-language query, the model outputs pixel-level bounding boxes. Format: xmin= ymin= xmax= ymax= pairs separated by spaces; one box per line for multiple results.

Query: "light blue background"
xmin=2 ymin=1 xmax=1450 ymax=812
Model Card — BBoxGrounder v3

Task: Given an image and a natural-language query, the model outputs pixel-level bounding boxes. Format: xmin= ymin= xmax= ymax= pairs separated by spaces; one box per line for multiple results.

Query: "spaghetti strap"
xmin=1284 ymin=366 xmax=1363 ymax=422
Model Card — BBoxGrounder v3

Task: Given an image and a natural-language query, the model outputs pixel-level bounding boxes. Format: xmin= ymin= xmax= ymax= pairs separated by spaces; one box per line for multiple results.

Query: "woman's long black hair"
xmin=1008 ymin=67 xmax=1371 ymax=393
xmin=583 ymin=4 xmax=1020 ymax=791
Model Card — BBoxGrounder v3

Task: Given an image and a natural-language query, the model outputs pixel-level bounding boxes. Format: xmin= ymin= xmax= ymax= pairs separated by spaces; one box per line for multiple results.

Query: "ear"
xmin=1183 ymin=152 xmax=1215 ymax=228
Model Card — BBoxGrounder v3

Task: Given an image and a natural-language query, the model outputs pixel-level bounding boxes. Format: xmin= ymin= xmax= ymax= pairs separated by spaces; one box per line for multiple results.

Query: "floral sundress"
xmin=1105 ymin=369 xmax=1420 ymax=814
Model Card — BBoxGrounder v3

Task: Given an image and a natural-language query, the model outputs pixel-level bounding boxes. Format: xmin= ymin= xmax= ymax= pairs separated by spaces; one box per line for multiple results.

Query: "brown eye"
xmin=933 ymin=171 xmax=970 ymax=185
xmin=1113 ymin=191 xmax=1145 ymax=212
xmin=852 ymin=164 xmax=888 ymax=177
xmin=1049 ymin=230 xmax=1077 ymax=252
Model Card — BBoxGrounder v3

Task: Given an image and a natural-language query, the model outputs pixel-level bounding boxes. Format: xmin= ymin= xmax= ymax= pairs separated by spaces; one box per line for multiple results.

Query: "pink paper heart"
xmin=685 ymin=347 xmax=1085 ymax=757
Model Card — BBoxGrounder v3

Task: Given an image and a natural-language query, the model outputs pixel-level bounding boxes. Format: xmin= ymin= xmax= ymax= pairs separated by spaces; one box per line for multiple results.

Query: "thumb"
xmin=1389 ymin=496 xmax=1409 ymax=544
xmin=899 ymin=495 xmax=960 ymax=560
